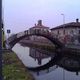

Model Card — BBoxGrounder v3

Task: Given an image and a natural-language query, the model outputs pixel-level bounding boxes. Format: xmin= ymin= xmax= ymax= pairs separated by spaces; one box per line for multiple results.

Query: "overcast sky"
xmin=3 ymin=0 xmax=80 ymax=34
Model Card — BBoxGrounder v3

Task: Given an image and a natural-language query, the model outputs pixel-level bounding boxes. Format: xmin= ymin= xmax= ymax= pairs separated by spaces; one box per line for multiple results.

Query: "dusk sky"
xmin=3 ymin=0 xmax=80 ymax=34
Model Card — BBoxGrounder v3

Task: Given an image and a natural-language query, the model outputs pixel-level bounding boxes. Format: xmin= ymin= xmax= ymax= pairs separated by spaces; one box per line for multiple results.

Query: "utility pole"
xmin=61 ymin=13 xmax=66 ymax=41
xmin=0 ymin=0 xmax=3 ymax=80
xmin=61 ymin=13 xmax=65 ymax=80
xmin=61 ymin=14 xmax=65 ymax=24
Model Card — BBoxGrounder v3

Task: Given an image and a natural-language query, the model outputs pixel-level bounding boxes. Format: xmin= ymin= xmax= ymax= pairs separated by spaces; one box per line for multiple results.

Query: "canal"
xmin=12 ymin=43 xmax=80 ymax=80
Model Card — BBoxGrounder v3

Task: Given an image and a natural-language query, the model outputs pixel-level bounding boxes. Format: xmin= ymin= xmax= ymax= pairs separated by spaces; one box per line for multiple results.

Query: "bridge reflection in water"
xmin=8 ymin=29 xmax=80 ymax=80
xmin=28 ymin=48 xmax=80 ymax=76
xmin=13 ymin=43 xmax=80 ymax=77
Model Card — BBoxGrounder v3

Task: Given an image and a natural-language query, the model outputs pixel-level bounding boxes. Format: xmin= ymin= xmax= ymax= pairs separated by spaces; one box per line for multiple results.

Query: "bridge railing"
xmin=8 ymin=29 xmax=54 ymax=45
xmin=17 ymin=31 xmax=25 ymax=38
xmin=15 ymin=29 xmax=52 ymax=38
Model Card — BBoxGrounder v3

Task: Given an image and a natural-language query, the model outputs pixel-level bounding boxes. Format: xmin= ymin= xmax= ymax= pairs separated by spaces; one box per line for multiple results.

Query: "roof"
xmin=51 ymin=22 xmax=80 ymax=30
xmin=31 ymin=25 xmax=49 ymax=29
xmin=30 ymin=20 xmax=49 ymax=29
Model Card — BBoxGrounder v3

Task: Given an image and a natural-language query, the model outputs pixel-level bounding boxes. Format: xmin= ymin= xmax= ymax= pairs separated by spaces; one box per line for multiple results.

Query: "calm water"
xmin=12 ymin=43 xmax=80 ymax=80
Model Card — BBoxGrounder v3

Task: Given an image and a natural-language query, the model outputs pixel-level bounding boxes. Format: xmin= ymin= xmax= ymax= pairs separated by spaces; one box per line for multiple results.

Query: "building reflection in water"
xmin=29 ymin=48 xmax=80 ymax=76
xmin=29 ymin=48 xmax=50 ymax=65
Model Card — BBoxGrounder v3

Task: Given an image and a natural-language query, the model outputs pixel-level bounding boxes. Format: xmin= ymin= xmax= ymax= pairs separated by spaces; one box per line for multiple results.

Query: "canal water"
xmin=12 ymin=43 xmax=80 ymax=80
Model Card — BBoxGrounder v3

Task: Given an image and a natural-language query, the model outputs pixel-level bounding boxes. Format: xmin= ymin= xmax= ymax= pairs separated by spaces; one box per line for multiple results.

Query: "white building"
xmin=51 ymin=19 xmax=80 ymax=44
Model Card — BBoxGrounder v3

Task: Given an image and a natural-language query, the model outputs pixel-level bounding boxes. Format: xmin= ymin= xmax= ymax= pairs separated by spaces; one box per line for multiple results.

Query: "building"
xmin=29 ymin=20 xmax=50 ymax=33
xmin=29 ymin=20 xmax=51 ymax=43
xmin=51 ymin=19 xmax=80 ymax=44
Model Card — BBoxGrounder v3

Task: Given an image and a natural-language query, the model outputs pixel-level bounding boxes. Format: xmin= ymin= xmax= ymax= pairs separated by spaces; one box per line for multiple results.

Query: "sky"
xmin=3 ymin=0 xmax=80 ymax=34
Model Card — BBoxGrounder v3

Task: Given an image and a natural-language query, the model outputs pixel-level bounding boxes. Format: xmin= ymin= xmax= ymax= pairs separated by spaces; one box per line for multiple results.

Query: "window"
xmin=63 ymin=30 xmax=65 ymax=34
xmin=57 ymin=30 xmax=59 ymax=34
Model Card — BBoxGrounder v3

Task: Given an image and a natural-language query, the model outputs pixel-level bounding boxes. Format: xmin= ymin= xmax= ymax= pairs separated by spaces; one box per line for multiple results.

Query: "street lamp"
xmin=61 ymin=13 xmax=66 ymax=35
xmin=61 ymin=13 xmax=65 ymax=80
xmin=61 ymin=14 xmax=65 ymax=24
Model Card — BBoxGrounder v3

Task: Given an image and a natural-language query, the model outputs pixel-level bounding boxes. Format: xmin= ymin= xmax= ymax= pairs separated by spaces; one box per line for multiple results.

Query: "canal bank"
xmin=2 ymin=49 xmax=35 ymax=80
xmin=12 ymin=43 xmax=80 ymax=80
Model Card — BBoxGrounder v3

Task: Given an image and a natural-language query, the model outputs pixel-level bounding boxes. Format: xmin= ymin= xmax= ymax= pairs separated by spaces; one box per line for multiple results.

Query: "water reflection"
xmin=12 ymin=43 xmax=80 ymax=80
xmin=57 ymin=56 xmax=80 ymax=72
xmin=12 ymin=43 xmax=51 ymax=67
xmin=29 ymin=48 xmax=50 ymax=65
xmin=28 ymin=48 xmax=80 ymax=74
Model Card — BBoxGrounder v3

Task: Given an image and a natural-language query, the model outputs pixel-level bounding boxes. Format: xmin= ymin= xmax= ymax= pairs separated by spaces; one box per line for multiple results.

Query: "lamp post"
xmin=6 ymin=29 xmax=11 ymax=49
xmin=7 ymin=29 xmax=11 ymax=38
xmin=0 ymin=0 xmax=3 ymax=80
xmin=61 ymin=14 xmax=65 ymax=80
xmin=61 ymin=13 xmax=66 ymax=36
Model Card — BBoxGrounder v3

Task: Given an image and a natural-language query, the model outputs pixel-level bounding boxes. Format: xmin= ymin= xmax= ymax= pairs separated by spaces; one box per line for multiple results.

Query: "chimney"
xmin=38 ymin=20 xmax=42 ymax=26
xmin=76 ymin=18 xmax=79 ymax=23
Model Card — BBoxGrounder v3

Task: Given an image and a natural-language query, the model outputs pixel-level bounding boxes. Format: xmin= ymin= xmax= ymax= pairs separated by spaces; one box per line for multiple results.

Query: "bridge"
xmin=6 ymin=29 xmax=65 ymax=49
xmin=5 ymin=29 xmax=80 ymax=73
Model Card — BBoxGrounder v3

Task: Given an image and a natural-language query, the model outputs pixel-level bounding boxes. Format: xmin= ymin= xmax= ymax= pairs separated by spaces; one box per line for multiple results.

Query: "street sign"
xmin=7 ymin=29 xmax=11 ymax=34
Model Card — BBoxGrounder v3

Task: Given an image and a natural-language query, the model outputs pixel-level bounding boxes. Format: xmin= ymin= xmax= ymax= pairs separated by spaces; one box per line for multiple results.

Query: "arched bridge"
xmin=6 ymin=29 xmax=65 ymax=49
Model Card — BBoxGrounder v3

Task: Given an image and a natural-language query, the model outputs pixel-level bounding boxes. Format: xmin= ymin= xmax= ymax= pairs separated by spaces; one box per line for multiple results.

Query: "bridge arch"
xmin=7 ymin=30 xmax=65 ymax=49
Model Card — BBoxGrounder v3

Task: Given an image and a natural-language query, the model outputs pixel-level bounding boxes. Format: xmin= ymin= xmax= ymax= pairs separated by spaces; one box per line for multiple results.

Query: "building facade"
xmin=29 ymin=20 xmax=51 ymax=43
xmin=51 ymin=19 xmax=80 ymax=44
